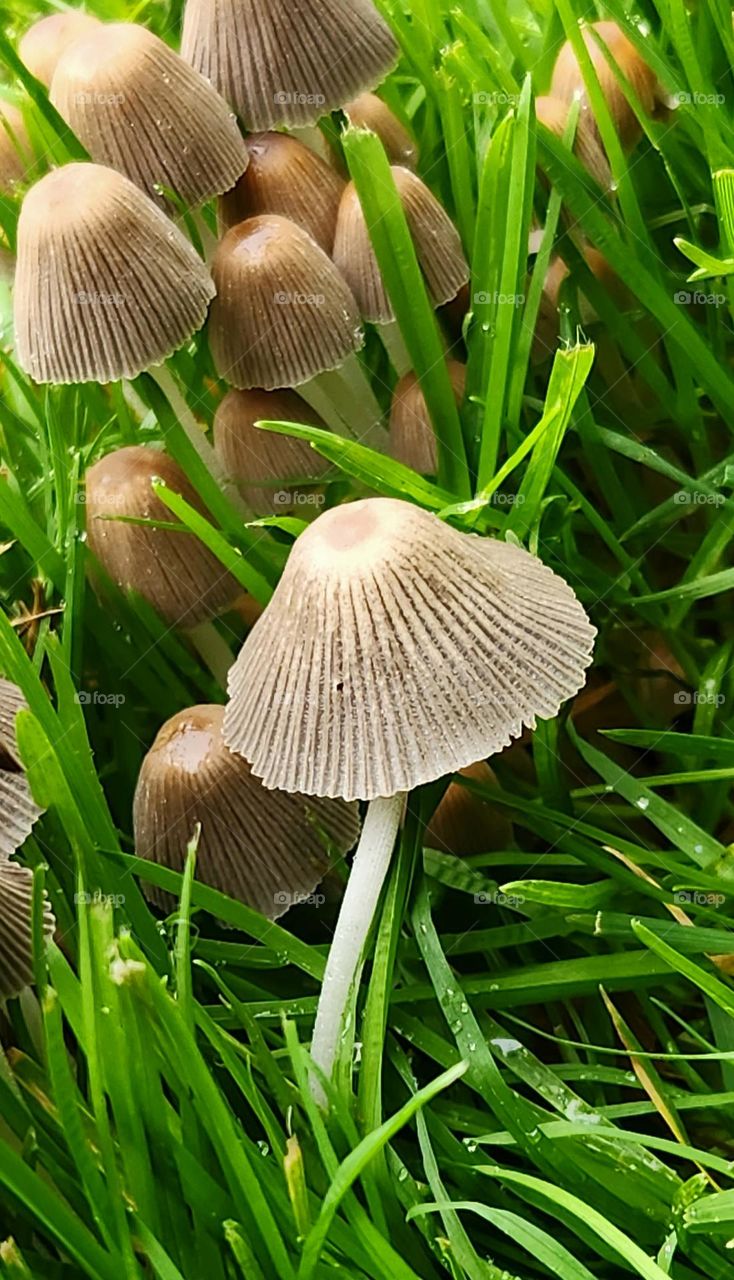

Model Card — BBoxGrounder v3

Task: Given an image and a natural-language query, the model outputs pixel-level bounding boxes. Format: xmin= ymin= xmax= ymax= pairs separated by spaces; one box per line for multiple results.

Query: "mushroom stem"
xmin=310 ymin=790 xmax=404 ymax=1101
xmin=147 ymin=365 xmax=249 ymax=517
xmin=188 ymin=621 xmax=234 ymax=688
xmin=189 ymin=210 xmax=219 ymax=265
xmin=379 ymin=321 xmax=411 ymax=377
xmin=290 ymin=124 xmax=333 ymax=164
xmin=308 ymin=356 xmax=386 ymax=449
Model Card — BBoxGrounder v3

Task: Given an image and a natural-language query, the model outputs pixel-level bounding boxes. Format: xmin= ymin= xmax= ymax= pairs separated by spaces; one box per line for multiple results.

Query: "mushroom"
xmin=14 ymin=163 xmax=214 ymax=386
xmin=535 ymin=94 xmax=611 ymax=191
xmin=223 ymin=497 xmax=596 ymax=1090
xmin=0 ymin=678 xmax=43 ymax=860
xmin=219 ymin=132 xmax=344 ymax=253
xmin=85 ymin=445 xmax=239 ymax=629
xmin=425 ymin=762 xmax=514 ymax=855
xmin=50 ymin=23 xmax=249 ymax=208
xmin=134 ymin=704 xmax=360 ymax=917
xmin=0 ymin=102 xmax=32 ymax=192
xmin=181 ymin=0 xmax=397 ymax=131
xmin=213 ymin=388 xmax=330 ymax=515
xmin=550 ymin=21 xmax=659 ymax=151
xmin=344 ymin=93 xmax=418 ymax=168
xmin=0 ymin=861 xmax=55 ymax=1000
xmin=208 ymin=215 xmax=383 ymax=443
xmin=389 ymin=361 xmax=466 ymax=474
xmin=18 ymin=11 xmax=100 ymax=87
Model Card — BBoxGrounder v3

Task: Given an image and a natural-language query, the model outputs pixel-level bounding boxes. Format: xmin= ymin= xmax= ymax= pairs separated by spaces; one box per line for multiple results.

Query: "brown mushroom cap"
xmin=535 ymin=94 xmax=611 ymax=190
xmin=550 ymin=21 xmax=658 ymax=151
xmin=389 ymin=361 xmax=466 ymax=474
xmin=224 ymin=497 xmax=596 ymax=800
xmin=133 ymin=704 xmax=360 ymax=918
xmin=0 ymin=103 xmax=32 ymax=192
xmin=0 ymin=679 xmax=44 ymax=859
xmin=208 ymin=214 xmax=363 ymax=390
xmin=50 ymin=23 xmax=249 ymax=208
xmin=213 ymin=387 xmax=330 ymax=514
xmin=85 ymin=445 xmax=239 ymax=627
xmin=18 ymin=11 xmax=100 ymax=87
xmin=425 ymin=761 xmax=514 ymax=855
xmin=0 ymin=861 xmax=55 ymax=999
xmin=181 ymin=0 xmax=397 ymax=130
xmin=344 ymin=93 xmax=418 ymax=168
xmin=219 ymin=132 xmax=344 ymax=253
xmin=333 ymin=167 xmax=468 ymax=324
xmin=14 ymin=163 xmax=215 ymax=385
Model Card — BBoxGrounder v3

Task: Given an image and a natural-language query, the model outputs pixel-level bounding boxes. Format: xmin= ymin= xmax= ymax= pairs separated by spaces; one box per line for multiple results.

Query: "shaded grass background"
xmin=1 ymin=0 xmax=734 ymax=1276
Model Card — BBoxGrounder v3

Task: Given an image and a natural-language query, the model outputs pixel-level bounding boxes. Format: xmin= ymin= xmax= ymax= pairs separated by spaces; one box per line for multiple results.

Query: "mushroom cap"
xmin=0 ymin=861 xmax=55 ymax=1000
xmin=0 ymin=102 xmax=32 ymax=192
xmin=224 ymin=497 xmax=596 ymax=800
xmin=333 ymin=167 xmax=469 ymax=324
xmin=0 ymin=679 xmax=44 ymax=859
xmin=134 ymin=704 xmax=360 ymax=917
xmin=18 ymin=11 xmax=100 ymax=87
xmin=344 ymin=93 xmax=418 ymax=168
xmin=219 ymin=131 xmax=344 ymax=253
xmin=50 ymin=23 xmax=248 ymax=208
xmin=535 ymin=94 xmax=611 ymax=190
xmin=550 ymin=21 xmax=658 ymax=151
xmin=208 ymin=214 xmax=362 ymax=390
xmin=14 ymin=163 xmax=215 ymax=385
xmin=425 ymin=761 xmax=514 ymax=855
xmin=181 ymin=0 xmax=397 ymax=130
xmin=213 ymin=387 xmax=330 ymax=514
xmin=85 ymin=445 xmax=239 ymax=627
xmin=389 ymin=361 xmax=466 ymax=474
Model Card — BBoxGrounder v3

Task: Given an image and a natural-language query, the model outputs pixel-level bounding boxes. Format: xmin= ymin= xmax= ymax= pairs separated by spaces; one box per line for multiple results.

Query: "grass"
xmin=1 ymin=0 xmax=734 ymax=1276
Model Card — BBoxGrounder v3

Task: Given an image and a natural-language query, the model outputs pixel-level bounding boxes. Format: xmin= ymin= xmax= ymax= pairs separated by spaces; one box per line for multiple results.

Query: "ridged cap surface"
xmin=224 ymin=497 xmax=596 ymax=800
xmin=14 ymin=163 xmax=215 ymax=385
xmin=389 ymin=361 xmax=465 ymax=474
xmin=0 ymin=861 xmax=55 ymax=999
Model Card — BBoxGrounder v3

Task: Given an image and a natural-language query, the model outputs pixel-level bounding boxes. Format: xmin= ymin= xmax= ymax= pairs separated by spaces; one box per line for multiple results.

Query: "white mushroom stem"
xmin=379 ymin=321 xmax=412 ymax=377
xmin=309 ymin=355 xmax=387 ymax=450
xmin=188 ymin=621 xmax=234 ymax=688
xmin=310 ymin=790 xmax=404 ymax=1102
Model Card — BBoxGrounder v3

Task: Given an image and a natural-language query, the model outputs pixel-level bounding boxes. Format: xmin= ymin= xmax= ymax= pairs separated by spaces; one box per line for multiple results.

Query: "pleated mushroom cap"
xmin=389 ymin=361 xmax=466 ymax=474
xmin=50 ymin=23 xmax=248 ymax=208
xmin=214 ymin=387 xmax=330 ymax=514
xmin=85 ymin=446 xmax=238 ymax=627
xmin=344 ymin=93 xmax=418 ymax=167
xmin=0 ymin=103 xmax=32 ymax=192
xmin=209 ymin=214 xmax=362 ymax=390
xmin=134 ymin=704 xmax=360 ymax=918
xmin=18 ymin=11 xmax=100 ymax=87
xmin=535 ymin=94 xmax=611 ymax=190
xmin=0 ymin=861 xmax=55 ymax=1000
xmin=14 ymin=163 xmax=215 ymax=385
xmin=224 ymin=497 xmax=596 ymax=800
xmin=425 ymin=761 xmax=514 ymax=855
xmin=0 ymin=680 xmax=44 ymax=860
xmin=181 ymin=0 xmax=397 ymax=130
xmin=219 ymin=132 xmax=344 ymax=252
xmin=550 ymin=21 xmax=658 ymax=151
xmin=333 ymin=168 xmax=468 ymax=324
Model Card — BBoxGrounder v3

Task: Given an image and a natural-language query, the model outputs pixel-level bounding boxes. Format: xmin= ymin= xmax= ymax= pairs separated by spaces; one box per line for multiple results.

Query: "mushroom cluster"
xmin=5 ymin=1 xmax=599 ymax=1090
